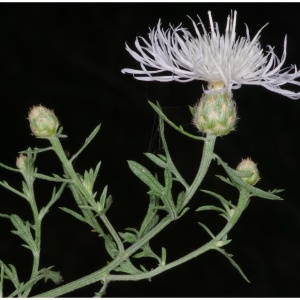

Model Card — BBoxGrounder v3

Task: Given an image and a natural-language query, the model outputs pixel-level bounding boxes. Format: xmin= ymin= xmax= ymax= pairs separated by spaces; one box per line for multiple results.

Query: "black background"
xmin=0 ymin=2 xmax=300 ymax=297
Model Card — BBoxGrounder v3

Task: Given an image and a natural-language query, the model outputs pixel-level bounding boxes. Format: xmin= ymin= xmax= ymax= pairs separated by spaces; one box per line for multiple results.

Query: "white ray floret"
xmin=122 ymin=11 xmax=300 ymax=99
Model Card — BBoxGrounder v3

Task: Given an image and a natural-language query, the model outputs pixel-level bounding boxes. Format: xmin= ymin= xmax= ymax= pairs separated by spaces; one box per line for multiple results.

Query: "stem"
xmin=34 ymin=189 xmax=250 ymax=297
xmin=33 ymin=216 xmax=172 ymax=298
xmin=49 ymin=136 xmax=124 ymax=253
xmin=33 ymin=134 xmax=217 ymax=297
xmin=22 ymin=174 xmax=41 ymax=297
xmin=100 ymin=214 xmax=124 ymax=253
xmin=100 ymin=189 xmax=251 ymax=283
xmin=181 ymin=134 xmax=216 ymax=209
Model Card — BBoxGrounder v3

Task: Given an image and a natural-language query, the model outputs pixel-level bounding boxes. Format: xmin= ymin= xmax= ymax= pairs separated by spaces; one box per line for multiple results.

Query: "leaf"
xmin=127 ymin=161 xmax=164 ymax=196
xmin=189 ymin=105 xmax=195 ymax=117
xmin=148 ymin=101 xmax=205 ymax=141
xmin=198 ymin=222 xmax=215 ymax=239
xmin=157 ymin=154 xmax=167 ymax=161
xmin=83 ymin=162 xmax=102 ymax=194
xmin=115 ymin=259 xmax=142 ymax=275
xmin=104 ymin=235 xmax=118 ymax=259
xmin=59 ymin=207 xmax=87 ymax=224
xmin=164 ymin=169 xmax=173 ymax=192
xmin=39 ymin=267 xmax=63 ymax=284
xmin=196 ymin=205 xmax=227 ymax=215
xmin=176 ymin=191 xmax=185 ymax=209
xmin=139 ymin=194 xmax=160 ymax=237
xmin=70 ymin=124 xmax=101 ymax=163
xmin=215 ymin=248 xmax=250 ymax=283
xmin=144 ymin=153 xmax=167 ymax=169
xmin=161 ymin=247 xmax=167 ymax=266
xmin=178 ymin=207 xmax=190 ymax=218
xmin=215 ymin=175 xmax=235 ymax=187
xmin=10 ymin=215 xmax=37 ymax=252
xmin=0 ymin=261 xmax=20 ymax=289
xmin=98 ymin=185 xmax=108 ymax=212
xmin=133 ymin=242 xmax=159 ymax=261
xmin=201 ymin=189 xmax=235 ymax=212
xmin=215 ymin=156 xmax=283 ymax=200
xmin=119 ymin=231 xmax=137 ymax=244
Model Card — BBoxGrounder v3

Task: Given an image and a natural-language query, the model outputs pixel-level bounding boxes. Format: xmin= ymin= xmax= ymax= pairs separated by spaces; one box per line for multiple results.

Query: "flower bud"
xmin=236 ymin=158 xmax=260 ymax=186
xmin=28 ymin=105 xmax=59 ymax=138
xmin=193 ymin=92 xmax=237 ymax=136
xmin=16 ymin=154 xmax=28 ymax=171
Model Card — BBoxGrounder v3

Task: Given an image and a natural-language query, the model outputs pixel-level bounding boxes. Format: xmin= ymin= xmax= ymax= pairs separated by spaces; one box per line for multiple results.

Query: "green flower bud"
xmin=16 ymin=154 xmax=28 ymax=171
xmin=193 ymin=92 xmax=237 ymax=136
xmin=236 ymin=158 xmax=260 ymax=186
xmin=28 ymin=105 xmax=59 ymax=138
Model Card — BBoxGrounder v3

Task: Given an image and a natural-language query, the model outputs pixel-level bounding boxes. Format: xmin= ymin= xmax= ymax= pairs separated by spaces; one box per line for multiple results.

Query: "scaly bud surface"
xmin=193 ymin=92 xmax=237 ymax=136
xmin=28 ymin=105 xmax=59 ymax=138
xmin=236 ymin=158 xmax=260 ymax=186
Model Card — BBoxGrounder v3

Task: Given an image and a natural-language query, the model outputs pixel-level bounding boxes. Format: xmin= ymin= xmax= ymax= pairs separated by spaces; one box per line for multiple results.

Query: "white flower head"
xmin=122 ymin=11 xmax=300 ymax=99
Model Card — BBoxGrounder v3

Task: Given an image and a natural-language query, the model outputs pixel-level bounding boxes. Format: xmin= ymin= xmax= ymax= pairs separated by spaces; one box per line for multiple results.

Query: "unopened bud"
xmin=193 ymin=92 xmax=237 ymax=136
xmin=28 ymin=105 xmax=59 ymax=138
xmin=236 ymin=158 xmax=260 ymax=186
xmin=16 ymin=154 xmax=28 ymax=171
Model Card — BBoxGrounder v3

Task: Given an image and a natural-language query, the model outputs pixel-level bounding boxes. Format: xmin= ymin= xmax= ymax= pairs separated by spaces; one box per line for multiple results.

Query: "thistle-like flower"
xmin=122 ymin=11 xmax=300 ymax=99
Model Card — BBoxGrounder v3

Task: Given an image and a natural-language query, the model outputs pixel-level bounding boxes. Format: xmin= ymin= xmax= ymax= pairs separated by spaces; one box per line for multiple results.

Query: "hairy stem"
xmin=33 ymin=134 xmax=217 ymax=297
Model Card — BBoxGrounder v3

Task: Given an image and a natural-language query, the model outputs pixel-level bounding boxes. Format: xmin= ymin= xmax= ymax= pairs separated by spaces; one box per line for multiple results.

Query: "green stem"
xmin=181 ymin=134 xmax=216 ymax=209
xmin=22 ymin=175 xmax=41 ymax=297
xmin=100 ymin=214 xmax=124 ymax=253
xmin=49 ymin=136 xmax=124 ymax=253
xmin=33 ymin=134 xmax=217 ymax=298
xmin=33 ymin=216 xmax=172 ymax=298
xmin=101 ymin=189 xmax=251 ymax=283
xmin=34 ymin=189 xmax=250 ymax=297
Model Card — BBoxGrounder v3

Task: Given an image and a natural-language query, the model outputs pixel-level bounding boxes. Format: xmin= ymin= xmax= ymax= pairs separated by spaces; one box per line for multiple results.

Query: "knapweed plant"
xmin=0 ymin=11 xmax=299 ymax=297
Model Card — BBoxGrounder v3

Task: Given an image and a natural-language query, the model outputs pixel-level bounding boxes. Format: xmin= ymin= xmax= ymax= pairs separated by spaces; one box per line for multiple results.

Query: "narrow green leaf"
xmin=21 ymin=181 xmax=30 ymax=198
xmin=139 ymin=194 xmax=160 ymax=237
xmin=99 ymin=185 xmax=108 ymax=211
xmin=40 ymin=268 xmax=63 ymax=284
xmin=178 ymin=207 xmax=190 ymax=218
xmin=124 ymin=227 xmax=139 ymax=235
xmin=59 ymin=207 xmax=87 ymax=224
xmin=10 ymin=215 xmax=36 ymax=251
xmin=0 ymin=261 xmax=20 ymax=289
xmin=70 ymin=124 xmax=101 ymax=163
xmin=201 ymin=189 xmax=236 ymax=212
xmin=176 ymin=191 xmax=185 ymax=209
xmin=196 ymin=205 xmax=227 ymax=215
xmin=198 ymin=222 xmax=215 ymax=239
xmin=189 ymin=105 xmax=195 ymax=117
xmin=118 ymin=231 xmax=137 ymax=244
xmin=133 ymin=242 xmax=158 ymax=260
xmin=140 ymin=265 xmax=148 ymax=272
xmin=157 ymin=154 xmax=167 ymax=161
xmin=0 ymin=181 xmax=27 ymax=200
xmin=161 ymin=247 xmax=167 ymax=266
xmin=148 ymin=101 xmax=205 ymax=141
xmin=0 ymin=213 xmax=10 ymax=219
xmin=104 ymin=235 xmax=118 ymax=259
xmin=215 ymin=248 xmax=250 ymax=283
xmin=0 ymin=263 xmax=4 ymax=297
xmin=144 ymin=153 xmax=167 ymax=168
xmin=115 ymin=259 xmax=142 ymax=275
xmin=215 ymin=175 xmax=235 ymax=187
xmin=164 ymin=169 xmax=173 ymax=191
xmin=127 ymin=160 xmax=164 ymax=196
xmin=216 ymin=156 xmax=283 ymax=200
